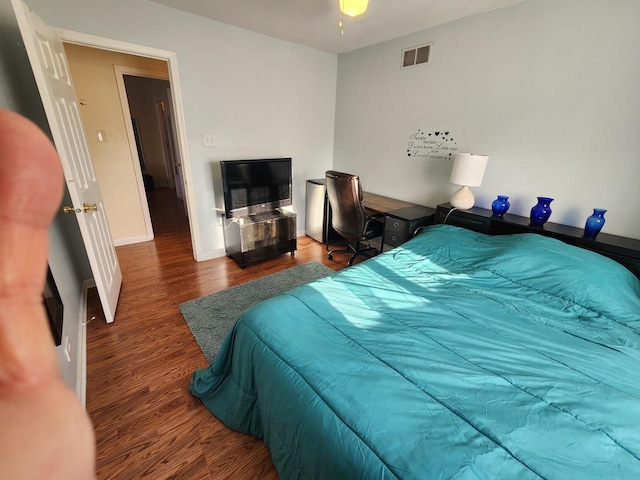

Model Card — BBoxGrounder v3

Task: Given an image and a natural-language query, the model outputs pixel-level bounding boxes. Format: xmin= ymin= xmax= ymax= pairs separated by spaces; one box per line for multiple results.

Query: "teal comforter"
xmin=190 ymin=225 xmax=640 ymax=479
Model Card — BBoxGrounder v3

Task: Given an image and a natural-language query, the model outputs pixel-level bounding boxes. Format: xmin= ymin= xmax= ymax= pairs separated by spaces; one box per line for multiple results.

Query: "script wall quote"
xmin=407 ymin=129 xmax=458 ymax=160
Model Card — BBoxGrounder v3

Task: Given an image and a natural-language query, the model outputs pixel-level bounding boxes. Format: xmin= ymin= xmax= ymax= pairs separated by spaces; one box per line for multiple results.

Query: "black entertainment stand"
xmin=435 ymin=203 xmax=640 ymax=279
xmin=223 ymin=209 xmax=297 ymax=268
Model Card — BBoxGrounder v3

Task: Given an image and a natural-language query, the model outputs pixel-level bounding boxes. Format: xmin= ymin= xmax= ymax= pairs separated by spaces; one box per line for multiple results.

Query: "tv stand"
xmin=224 ymin=209 xmax=297 ymax=268
xmin=248 ymin=210 xmax=282 ymax=222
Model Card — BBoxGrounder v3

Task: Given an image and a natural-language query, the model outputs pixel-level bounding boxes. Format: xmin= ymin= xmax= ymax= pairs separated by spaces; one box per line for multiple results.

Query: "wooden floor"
xmin=86 ymin=188 xmax=348 ymax=479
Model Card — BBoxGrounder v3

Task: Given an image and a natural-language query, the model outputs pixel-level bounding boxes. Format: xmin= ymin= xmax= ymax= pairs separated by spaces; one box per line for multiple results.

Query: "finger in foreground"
xmin=0 ymin=109 xmax=96 ymax=479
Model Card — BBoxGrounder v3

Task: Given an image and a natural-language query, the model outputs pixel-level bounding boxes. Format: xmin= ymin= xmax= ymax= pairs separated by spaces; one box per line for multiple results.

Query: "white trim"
xmin=114 ymin=64 xmax=162 ymax=242
xmin=198 ymin=247 xmax=228 ymax=262
xmin=77 ymin=280 xmax=91 ymax=408
xmin=54 ymin=27 xmax=203 ymax=261
xmin=115 ymin=65 xmax=169 ymax=81
xmin=54 ymin=28 xmax=170 ymax=60
xmin=113 ymin=234 xmax=154 ymax=247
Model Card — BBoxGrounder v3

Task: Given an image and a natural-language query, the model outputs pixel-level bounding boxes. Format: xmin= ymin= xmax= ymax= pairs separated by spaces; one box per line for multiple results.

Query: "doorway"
xmin=124 ymin=74 xmax=189 ymax=226
xmin=121 ymin=73 xmax=188 ymax=218
xmin=57 ymin=29 xmax=199 ymax=258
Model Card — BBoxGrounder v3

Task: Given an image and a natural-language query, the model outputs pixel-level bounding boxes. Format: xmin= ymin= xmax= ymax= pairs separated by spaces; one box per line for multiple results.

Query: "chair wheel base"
xmin=327 ymin=242 xmax=379 ymax=267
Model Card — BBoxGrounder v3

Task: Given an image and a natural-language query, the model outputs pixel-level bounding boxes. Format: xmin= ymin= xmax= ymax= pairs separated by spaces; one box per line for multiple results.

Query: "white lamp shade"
xmin=450 ymin=153 xmax=489 ymax=187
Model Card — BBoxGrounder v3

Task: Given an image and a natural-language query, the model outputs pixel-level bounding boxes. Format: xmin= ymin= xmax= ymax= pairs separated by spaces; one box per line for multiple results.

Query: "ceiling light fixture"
xmin=339 ymin=0 xmax=369 ymax=35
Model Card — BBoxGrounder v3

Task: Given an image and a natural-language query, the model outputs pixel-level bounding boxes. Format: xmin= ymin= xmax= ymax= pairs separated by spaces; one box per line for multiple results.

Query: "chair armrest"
xmin=366 ymin=211 xmax=385 ymax=220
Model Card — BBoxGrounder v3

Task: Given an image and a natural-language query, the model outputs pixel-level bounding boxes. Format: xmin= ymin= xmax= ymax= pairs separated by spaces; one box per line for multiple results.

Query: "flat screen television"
xmin=220 ymin=158 xmax=292 ymax=218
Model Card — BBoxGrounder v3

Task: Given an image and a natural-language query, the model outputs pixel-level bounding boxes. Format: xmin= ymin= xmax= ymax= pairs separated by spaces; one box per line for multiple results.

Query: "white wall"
xmin=334 ymin=0 xmax=640 ymax=239
xmin=26 ymin=0 xmax=338 ymax=260
xmin=21 ymin=0 xmax=640 ymax=248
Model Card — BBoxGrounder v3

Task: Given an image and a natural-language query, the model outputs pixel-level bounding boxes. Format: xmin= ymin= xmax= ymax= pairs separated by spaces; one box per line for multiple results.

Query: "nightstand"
xmin=382 ymin=205 xmax=435 ymax=250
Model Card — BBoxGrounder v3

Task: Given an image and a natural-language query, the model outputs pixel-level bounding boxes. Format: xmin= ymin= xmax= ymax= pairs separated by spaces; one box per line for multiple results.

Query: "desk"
xmin=323 ymin=191 xmax=435 ymax=251
xmin=361 ymin=192 xmax=417 ymax=214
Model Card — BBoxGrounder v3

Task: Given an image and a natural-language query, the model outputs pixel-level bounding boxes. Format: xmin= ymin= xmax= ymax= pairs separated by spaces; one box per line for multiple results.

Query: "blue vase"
xmin=584 ymin=208 xmax=606 ymax=238
xmin=491 ymin=195 xmax=510 ymax=216
xmin=530 ymin=197 xmax=553 ymax=225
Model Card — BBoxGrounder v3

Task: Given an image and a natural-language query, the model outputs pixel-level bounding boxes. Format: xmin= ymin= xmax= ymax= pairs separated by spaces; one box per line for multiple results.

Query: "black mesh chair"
xmin=325 ymin=170 xmax=384 ymax=267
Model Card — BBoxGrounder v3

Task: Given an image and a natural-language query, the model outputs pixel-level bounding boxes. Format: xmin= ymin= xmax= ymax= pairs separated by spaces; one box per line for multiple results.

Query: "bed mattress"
xmin=191 ymin=225 xmax=640 ymax=479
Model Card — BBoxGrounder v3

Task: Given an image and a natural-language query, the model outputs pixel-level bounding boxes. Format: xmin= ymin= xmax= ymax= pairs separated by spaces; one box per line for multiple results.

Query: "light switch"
xmin=202 ymin=133 xmax=216 ymax=147
xmin=97 ymin=130 xmax=107 ymax=142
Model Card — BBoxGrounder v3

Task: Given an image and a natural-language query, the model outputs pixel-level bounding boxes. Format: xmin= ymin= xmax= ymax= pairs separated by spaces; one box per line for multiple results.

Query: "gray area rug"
xmin=179 ymin=261 xmax=334 ymax=363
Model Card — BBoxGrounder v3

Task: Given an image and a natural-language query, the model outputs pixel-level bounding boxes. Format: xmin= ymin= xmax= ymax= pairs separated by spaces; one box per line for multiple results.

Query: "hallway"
xmin=146 ymin=187 xmax=190 ymax=238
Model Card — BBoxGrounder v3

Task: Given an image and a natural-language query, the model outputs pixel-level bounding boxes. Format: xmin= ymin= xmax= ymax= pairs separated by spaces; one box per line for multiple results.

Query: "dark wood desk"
xmin=361 ymin=192 xmax=417 ymax=214
xmin=325 ymin=191 xmax=435 ymax=251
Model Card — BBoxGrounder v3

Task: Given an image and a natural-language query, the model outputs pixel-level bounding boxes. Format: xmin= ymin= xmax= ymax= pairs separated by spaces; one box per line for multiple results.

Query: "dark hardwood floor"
xmin=86 ymin=188 xmax=347 ymax=479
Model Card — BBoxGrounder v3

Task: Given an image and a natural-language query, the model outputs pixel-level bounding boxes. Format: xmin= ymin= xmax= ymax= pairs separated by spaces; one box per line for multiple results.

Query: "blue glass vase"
xmin=530 ymin=197 xmax=553 ymax=225
xmin=491 ymin=195 xmax=510 ymax=216
xmin=584 ymin=208 xmax=606 ymax=238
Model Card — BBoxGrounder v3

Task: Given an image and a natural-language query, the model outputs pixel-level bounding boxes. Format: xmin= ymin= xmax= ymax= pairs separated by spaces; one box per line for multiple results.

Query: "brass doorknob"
xmin=62 ymin=204 xmax=97 ymax=214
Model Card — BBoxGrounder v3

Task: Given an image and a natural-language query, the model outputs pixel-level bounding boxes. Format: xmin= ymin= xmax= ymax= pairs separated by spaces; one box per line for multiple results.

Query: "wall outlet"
xmin=64 ymin=337 xmax=72 ymax=362
xmin=202 ymin=133 xmax=216 ymax=147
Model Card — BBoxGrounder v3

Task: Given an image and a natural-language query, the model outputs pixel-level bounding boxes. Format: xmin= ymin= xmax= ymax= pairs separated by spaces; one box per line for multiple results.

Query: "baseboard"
xmin=76 ymin=279 xmax=93 ymax=408
xmin=196 ymin=247 xmax=227 ymax=261
xmin=113 ymin=234 xmax=154 ymax=247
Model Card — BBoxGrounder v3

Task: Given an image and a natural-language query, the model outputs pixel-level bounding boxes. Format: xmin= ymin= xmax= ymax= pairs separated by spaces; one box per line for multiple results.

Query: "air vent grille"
xmin=402 ymin=43 xmax=431 ymax=69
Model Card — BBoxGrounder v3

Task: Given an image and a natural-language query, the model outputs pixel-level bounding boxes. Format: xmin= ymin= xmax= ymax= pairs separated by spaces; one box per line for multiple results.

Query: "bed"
xmin=190 ymin=224 xmax=640 ymax=479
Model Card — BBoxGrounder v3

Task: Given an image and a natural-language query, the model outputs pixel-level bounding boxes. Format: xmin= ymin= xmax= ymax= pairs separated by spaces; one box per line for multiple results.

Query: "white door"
xmin=156 ymin=100 xmax=176 ymax=189
xmin=12 ymin=0 xmax=122 ymax=323
xmin=165 ymin=88 xmax=185 ymax=205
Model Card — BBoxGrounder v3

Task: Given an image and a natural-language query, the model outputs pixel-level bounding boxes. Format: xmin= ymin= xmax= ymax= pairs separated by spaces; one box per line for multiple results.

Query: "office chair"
xmin=325 ymin=170 xmax=384 ymax=267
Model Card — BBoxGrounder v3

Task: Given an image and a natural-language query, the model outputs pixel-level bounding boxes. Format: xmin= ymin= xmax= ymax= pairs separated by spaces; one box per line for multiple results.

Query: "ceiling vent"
xmin=402 ymin=43 xmax=431 ymax=69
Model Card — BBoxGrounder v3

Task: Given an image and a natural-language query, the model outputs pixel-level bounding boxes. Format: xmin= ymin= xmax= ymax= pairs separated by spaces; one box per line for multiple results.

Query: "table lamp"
xmin=449 ymin=153 xmax=489 ymax=209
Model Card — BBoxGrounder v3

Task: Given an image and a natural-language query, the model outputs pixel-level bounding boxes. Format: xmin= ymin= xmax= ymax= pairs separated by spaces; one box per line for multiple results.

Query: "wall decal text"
xmin=407 ymin=129 xmax=458 ymax=159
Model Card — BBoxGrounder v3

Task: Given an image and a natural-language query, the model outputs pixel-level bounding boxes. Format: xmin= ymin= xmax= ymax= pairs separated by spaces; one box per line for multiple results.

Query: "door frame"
xmin=55 ymin=28 xmax=201 ymax=260
xmin=114 ymin=65 xmax=172 ymax=243
xmin=160 ymin=88 xmax=189 ymax=216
